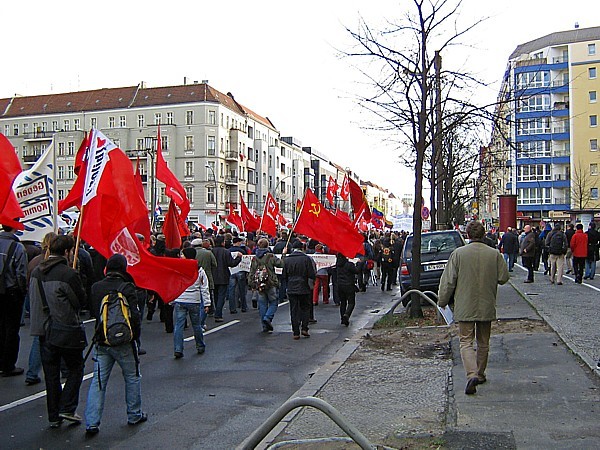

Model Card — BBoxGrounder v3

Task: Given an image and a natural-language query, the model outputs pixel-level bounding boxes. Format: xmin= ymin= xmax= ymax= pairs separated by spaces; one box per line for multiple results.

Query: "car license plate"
xmin=424 ymin=263 xmax=445 ymax=271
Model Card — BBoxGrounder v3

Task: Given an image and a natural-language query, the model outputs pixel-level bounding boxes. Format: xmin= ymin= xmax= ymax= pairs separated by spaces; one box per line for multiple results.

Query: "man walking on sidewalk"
xmin=438 ymin=220 xmax=509 ymax=395
xmin=520 ymin=225 xmax=536 ymax=283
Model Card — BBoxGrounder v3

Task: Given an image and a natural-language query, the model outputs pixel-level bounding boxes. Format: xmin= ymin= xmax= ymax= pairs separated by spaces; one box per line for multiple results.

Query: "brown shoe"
xmin=301 ymin=330 xmax=310 ymax=338
xmin=293 ymin=335 xmax=300 ymax=340
xmin=465 ymin=378 xmax=478 ymax=395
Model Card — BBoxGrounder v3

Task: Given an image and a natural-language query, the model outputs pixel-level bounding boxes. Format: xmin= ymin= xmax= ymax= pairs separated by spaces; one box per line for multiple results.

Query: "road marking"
xmin=0 ymin=321 xmax=241 ymax=413
xmin=515 ymin=263 xmax=600 ymax=292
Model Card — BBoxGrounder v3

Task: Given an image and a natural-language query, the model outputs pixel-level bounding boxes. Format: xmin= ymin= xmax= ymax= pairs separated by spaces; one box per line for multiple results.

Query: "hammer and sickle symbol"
xmin=309 ymin=203 xmax=321 ymax=217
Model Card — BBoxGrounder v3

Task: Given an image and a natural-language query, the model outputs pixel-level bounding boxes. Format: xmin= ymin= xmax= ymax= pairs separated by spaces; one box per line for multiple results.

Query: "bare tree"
xmin=342 ymin=0 xmax=487 ymax=316
xmin=571 ymin=160 xmax=594 ymax=210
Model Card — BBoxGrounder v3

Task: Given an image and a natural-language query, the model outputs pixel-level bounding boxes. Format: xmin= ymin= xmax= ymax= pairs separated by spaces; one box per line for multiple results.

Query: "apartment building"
xmin=483 ymin=25 xmax=600 ymax=224
xmin=1 ymin=81 xmax=402 ymax=228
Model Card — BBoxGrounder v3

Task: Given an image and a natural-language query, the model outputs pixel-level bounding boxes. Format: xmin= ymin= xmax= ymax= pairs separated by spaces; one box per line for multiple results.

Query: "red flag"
xmin=156 ymin=125 xmax=190 ymax=221
xmin=226 ymin=203 xmax=244 ymax=231
xmin=348 ymin=177 xmax=371 ymax=221
xmin=277 ymin=212 xmax=288 ymax=227
xmin=130 ymin=157 xmax=152 ymax=244
xmin=357 ymin=217 xmax=369 ymax=232
xmin=339 ymin=174 xmax=350 ymax=201
xmin=294 ymin=189 xmax=364 ymax=258
xmin=326 ymin=176 xmax=338 ymax=206
xmin=0 ymin=134 xmax=25 ymax=230
xmin=162 ymin=199 xmax=182 ymax=249
xmin=259 ymin=192 xmax=279 ymax=236
xmin=58 ymin=134 xmax=90 ymax=213
xmin=240 ymin=196 xmax=261 ymax=232
xmin=335 ymin=209 xmax=352 ymax=225
xmin=76 ymin=129 xmax=197 ymax=302
xmin=295 ymin=198 xmax=302 ymax=214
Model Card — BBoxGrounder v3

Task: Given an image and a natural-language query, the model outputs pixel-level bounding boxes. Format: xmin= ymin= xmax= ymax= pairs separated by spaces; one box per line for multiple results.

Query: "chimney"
xmin=183 ymin=76 xmax=187 ymax=85
xmin=202 ymin=79 xmax=209 ymax=85
xmin=575 ymin=22 xmax=580 ymax=28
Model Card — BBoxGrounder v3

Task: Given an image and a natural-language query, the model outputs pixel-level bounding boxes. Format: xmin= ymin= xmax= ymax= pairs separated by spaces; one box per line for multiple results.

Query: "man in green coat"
xmin=438 ymin=221 xmax=509 ymax=395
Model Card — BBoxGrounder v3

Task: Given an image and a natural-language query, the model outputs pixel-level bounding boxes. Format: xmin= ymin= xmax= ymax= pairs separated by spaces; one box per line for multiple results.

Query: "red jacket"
xmin=570 ymin=229 xmax=588 ymax=258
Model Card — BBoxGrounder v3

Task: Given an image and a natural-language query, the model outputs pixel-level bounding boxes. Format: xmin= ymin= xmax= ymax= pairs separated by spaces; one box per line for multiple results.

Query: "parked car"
xmin=400 ymin=230 xmax=466 ymax=299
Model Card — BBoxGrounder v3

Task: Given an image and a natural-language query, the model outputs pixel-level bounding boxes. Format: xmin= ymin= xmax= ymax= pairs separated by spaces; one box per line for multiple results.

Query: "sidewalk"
xmin=253 ymin=274 xmax=600 ymax=449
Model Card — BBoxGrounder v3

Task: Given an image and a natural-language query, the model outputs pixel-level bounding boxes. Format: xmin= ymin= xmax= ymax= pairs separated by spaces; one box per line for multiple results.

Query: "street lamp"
xmin=273 ymin=174 xmax=293 ymax=212
xmin=143 ymin=136 xmax=158 ymax=231
xmin=205 ymin=163 xmax=218 ymax=226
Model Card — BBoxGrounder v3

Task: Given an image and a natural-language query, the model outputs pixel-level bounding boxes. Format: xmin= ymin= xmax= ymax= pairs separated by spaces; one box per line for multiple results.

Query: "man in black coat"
xmin=335 ymin=253 xmax=359 ymax=326
xmin=283 ymin=240 xmax=316 ymax=339
xmin=585 ymin=222 xmax=600 ymax=280
xmin=498 ymin=227 xmax=519 ymax=272
xmin=211 ymin=235 xmax=242 ymax=322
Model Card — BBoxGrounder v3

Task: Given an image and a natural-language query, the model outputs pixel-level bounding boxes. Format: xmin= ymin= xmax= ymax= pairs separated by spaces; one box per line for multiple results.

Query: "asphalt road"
xmin=0 ymin=287 xmax=393 ymax=450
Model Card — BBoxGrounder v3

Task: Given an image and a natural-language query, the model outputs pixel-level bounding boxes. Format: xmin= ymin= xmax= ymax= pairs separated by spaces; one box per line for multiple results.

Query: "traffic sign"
xmin=421 ymin=206 xmax=430 ymax=220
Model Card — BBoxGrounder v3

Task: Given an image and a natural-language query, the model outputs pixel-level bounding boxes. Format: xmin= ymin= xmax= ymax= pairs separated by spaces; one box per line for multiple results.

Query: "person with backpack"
xmin=545 ymin=224 xmax=568 ymax=285
xmin=173 ymin=248 xmax=211 ymax=358
xmin=248 ymin=238 xmax=283 ymax=333
xmin=84 ymin=254 xmax=146 ymax=435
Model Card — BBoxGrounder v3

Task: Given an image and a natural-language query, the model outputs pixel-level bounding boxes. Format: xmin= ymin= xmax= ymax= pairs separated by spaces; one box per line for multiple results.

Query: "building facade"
xmin=483 ymin=25 xmax=600 ymax=225
xmin=1 ymin=81 xmax=405 ymax=229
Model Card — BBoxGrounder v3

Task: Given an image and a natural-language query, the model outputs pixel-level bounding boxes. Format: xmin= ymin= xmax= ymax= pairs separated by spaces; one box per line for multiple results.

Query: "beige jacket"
xmin=438 ymin=241 xmax=509 ymax=321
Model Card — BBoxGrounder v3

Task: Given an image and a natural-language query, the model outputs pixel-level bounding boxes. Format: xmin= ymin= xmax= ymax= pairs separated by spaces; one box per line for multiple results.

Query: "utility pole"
xmin=434 ymin=51 xmax=445 ymax=229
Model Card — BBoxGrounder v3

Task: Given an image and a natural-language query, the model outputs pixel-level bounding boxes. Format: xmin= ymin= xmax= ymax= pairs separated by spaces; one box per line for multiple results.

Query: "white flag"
xmin=82 ymin=129 xmax=115 ymax=206
xmin=13 ymin=142 xmax=56 ymax=242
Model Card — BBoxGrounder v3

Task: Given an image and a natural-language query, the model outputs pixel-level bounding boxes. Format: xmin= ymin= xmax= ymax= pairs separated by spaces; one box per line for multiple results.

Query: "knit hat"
xmin=191 ymin=238 xmax=203 ymax=247
xmin=106 ymin=254 xmax=128 ymax=274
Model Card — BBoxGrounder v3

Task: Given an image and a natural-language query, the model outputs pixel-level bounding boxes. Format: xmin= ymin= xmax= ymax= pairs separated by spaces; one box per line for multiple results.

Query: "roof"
xmin=509 ymin=25 xmax=600 ymax=60
xmin=0 ymin=82 xmax=276 ymax=130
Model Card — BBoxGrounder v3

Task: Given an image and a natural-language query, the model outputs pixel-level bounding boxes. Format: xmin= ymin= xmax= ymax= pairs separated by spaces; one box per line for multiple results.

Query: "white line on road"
xmin=0 ymin=320 xmax=241 ymax=413
xmin=515 ymin=263 xmax=600 ymax=292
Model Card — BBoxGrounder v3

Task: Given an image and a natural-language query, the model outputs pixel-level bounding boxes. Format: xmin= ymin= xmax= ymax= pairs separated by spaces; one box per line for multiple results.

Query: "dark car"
xmin=400 ymin=230 xmax=466 ymax=297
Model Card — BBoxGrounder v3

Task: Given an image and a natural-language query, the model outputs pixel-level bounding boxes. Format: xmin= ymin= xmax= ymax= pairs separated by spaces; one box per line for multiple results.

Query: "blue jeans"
xmin=26 ymin=336 xmax=42 ymax=381
xmin=84 ymin=344 xmax=142 ymax=427
xmin=173 ymin=302 xmax=205 ymax=354
xmin=227 ymin=272 xmax=248 ymax=312
xmin=503 ymin=252 xmax=516 ymax=271
xmin=257 ymin=287 xmax=278 ymax=329
xmin=585 ymin=259 xmax=596 ymax=279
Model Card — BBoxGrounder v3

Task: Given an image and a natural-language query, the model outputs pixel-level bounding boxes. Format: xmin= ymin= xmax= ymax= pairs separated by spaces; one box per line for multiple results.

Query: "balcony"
xmin=515 ymin=58 xmax=547 ymax=68
xmin=554 ymin=197 xmax=570 ymax=204
xmin=225 ymin=151 xmax=238 ymax=161
xmin=23 ymin=154 xmax=41 ymax=163
xmin=553 ymin=101 xmax=569 ymax=110
xmin=552 ymin=126 xmax=569 ymax=134
xmin=225 ymin=176 xmax=238 ymax=185
xmin=23 ymin=131 xmax=54 ymax=141
xmin=554 ymin=174 xmax=569 ymax=181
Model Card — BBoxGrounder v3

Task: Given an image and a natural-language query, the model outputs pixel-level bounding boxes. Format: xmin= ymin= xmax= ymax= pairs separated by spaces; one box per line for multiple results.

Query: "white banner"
xmin=230 ymin=253 xmax=348 ymax=275
xmin=13 ymin=142 xmax=55 ymax=242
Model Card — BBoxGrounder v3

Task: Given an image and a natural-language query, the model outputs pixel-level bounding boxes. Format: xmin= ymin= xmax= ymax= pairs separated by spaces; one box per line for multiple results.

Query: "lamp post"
xmin=143 ymin=136 xmax=158 ymax=231
xmin=273 ymin=174 xmax=293 ymax=213
xmin=205 ymin=163 xmax=218 ymax=226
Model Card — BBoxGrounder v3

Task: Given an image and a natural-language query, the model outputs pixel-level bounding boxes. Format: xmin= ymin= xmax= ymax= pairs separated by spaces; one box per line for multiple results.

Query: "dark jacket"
xmin=29 ymin=256 xmax=86 ymax=337
xmin=211 ymin=246 xmax=242 ymax=285
xmin=283 ymin=250 xmax=316 ymax=295
xmin=89 ymin=271 xmax=141 ymax=343
xmin=565 ymin=227 xmax=576 ymax=245
xmin=0 ymin=231 xmax=28 ymax=294
xmin=195 ymin=247 xmax=217 ymax=288
xmin=520 ymin=231 xmax=536 ymax=256
xmin=272 ymin=240 xmax=289 ymax=255
xmin=499 ymin=231 xmax=519 ymax=255
xmin=586 ymin=228 xmax=600 ymax=261
xmin=335 ymin=254 xmax=359 ymax=288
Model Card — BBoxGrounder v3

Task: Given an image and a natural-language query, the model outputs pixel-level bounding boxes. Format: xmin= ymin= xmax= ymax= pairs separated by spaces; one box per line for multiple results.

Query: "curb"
xmin=251 ymin=296 xmax=395 ymax=450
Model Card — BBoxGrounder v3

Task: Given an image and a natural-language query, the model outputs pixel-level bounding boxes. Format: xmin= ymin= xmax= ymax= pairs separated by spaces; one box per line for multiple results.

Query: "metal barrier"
xmin=238 ymin=396 xmax=376 ymax=450
xmin=386 ymin=289 xmax=442 ymax=322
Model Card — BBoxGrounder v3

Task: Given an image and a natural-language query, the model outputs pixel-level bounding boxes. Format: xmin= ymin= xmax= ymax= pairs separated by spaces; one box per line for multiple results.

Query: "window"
xmin=591 ymin=115 xmax=598 ymax=127
xmin=590 ymin=91 xmax=598 ymax=103
xmin=592 ymin=188 xmax=599 ymax=200
xmin=268 ymin=155 xmax=272 ymax=168
xmin=119 ymin=115 xmax=126 ymax=127
xmin=208 ymin=110 xmax=216 ymax=125
xmin=516 ymin=71 xmax=550 ymax=89
xmin=12 ymin=124 xmax=18 ymax=136
xmin=518 ymin=95 xmax=550 ymax=112
xmin=67 ymin=165 xmax=74 ymax=179
xmin=185 ymin=161 xmax=194 ymax=177
xmin=138 ymin=114 xmax=145 ymax=127
xmin=186 ymin=111 xmax=193 ymax=125
xmin=23 ymin=123 xmax=29 ymax=135
xmin=207 ymin=186 xmax=215 ymax=204
xmin=185 ymin=135 xmax=194 ymax=151
xmin=161 ymin=135 xmax=168 ymax=151
xmin=58 ymin=142 xmax=65 ymax=156
xmin=207 ymin=136 xmax=216 ymax=156
xmin=52 ymin=121 xmax=58 ymax=131
xmin=136 ymin=138 xmax=144 ymax=150
xmin=590 ymin=67 xmax=597 ymax=79
xmin=166 ymin=112 xmax=174 ymax=125
xmin=591 ymin=163 xmax=598 ymax=176
xmin=41 ymin=122 xmax=47 ymax=132
xmin=74 ymin=118 xmax=81 ymax=130
xmin=58 ymin=165 xmax=64 ymax=179
xmin=154 ymin=113 xmax=162 ymax=125
xmin=108 ymin=117 xmax=115 ymax=128
xmin=63 ymin=120 xmax=70 ymax=131
xmin=589 ymin=43 xmax=596 ymax=56
xmin=518 ymin=117 xmax=550 ymax=135
xmin=206 ymin=161 xmax=216 ymax=180
xmin=185 ymin=186 xmax=193 ymax=203
xmin=4 ymin=125 xmax=9 ymax=136
xmin=67 ymin=141 xmax=75 ymax=156
xmin=592 ymin=139 xmax=599 ymax=151
xmin=517 ymin=187 xmax=552 ymax=205
xmin=90 ymin=117 xmax=97 ymax=129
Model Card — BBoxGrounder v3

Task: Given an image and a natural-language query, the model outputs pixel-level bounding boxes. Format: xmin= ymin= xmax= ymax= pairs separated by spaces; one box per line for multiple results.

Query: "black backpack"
xmin=0 ymin=241 xmax=17 ymax=295
xmin=97 ymin=283 xmax=133 ymax=346
xmin=548 ymin=232 xmax=567 ymax=255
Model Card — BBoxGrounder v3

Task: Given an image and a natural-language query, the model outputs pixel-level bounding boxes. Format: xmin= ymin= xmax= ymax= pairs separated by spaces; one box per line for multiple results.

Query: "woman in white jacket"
xmin=173 ymin=247 xmax=212 ymax=358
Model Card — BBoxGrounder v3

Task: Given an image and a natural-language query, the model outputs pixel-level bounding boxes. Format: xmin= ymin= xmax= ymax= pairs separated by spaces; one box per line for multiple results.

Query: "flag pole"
xmin=51 ymin=135 xmax=58 ymax=234
xmin=72 ymin=203 xmax=85 ymax=269
xmin=285 ymin=189 xmax=309 ymax=248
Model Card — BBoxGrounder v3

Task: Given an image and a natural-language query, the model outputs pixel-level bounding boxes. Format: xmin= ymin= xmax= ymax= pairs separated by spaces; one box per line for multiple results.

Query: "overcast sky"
xmin=2 ymin=0 xmax=597 ymax=199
